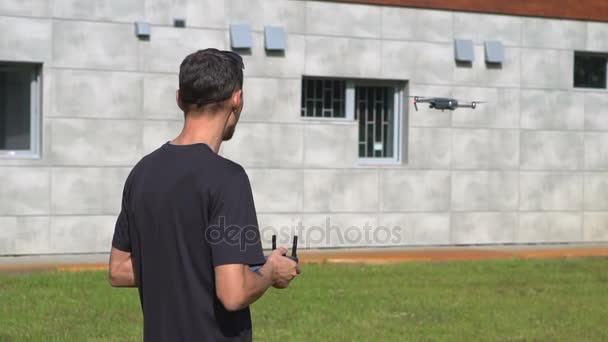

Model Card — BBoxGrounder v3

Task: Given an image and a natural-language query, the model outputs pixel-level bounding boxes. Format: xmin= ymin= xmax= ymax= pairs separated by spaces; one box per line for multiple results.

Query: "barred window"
xmin=301 ymin=78 xmax=346 ymax=118
xmin=574 ymin=52 xmax=607 ymax=89
xmin=300 ymin=77 xmax=404 ymax=163
xmin=0 ymin=62 xmax=41 ymax=158
xmin=355 ymin=86 xmax=395 ymax=159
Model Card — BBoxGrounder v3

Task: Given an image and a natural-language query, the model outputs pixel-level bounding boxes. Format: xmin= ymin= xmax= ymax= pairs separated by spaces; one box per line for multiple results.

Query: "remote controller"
xmin=249 ymin=235 xmax=298 ymax=272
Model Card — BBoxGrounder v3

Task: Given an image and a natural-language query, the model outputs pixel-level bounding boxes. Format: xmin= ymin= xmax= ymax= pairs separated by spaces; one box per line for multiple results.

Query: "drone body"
xmin=411 ymin=96 xmax=483 ymax=111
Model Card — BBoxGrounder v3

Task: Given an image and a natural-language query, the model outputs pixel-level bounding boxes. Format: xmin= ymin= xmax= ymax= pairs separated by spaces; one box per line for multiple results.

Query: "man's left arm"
xmin=109 ymin=247 xmax=136 ymax=287
xmin=109 ymin=174 xmax=136 ymax=288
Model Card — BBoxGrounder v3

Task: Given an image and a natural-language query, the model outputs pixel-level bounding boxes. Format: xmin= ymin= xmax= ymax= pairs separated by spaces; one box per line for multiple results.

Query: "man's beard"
xmin=222 ymin=125 xmax=236 ymax=141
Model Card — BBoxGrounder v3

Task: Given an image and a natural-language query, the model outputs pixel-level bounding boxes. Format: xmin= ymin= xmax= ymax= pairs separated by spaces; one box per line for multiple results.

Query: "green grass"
xmin=1 ymin=258 xmax=607 ymax=341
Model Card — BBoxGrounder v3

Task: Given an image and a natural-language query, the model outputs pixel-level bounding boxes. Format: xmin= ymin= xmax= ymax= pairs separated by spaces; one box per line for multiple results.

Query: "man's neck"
xmin=170 ymin=111 xmax=229 ymax=153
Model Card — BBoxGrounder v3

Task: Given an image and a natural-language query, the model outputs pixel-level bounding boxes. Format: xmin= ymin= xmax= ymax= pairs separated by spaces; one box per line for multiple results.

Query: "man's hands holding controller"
xmin=260 ymin=247 xmax=300 ymax=289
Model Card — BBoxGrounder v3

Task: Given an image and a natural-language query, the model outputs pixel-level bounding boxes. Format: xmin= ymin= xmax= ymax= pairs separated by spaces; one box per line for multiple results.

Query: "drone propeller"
xmin=413 ymin=99 xmax=418 ymax=111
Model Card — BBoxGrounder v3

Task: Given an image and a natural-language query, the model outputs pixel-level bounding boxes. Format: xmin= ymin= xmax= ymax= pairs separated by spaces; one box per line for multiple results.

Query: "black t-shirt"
xmin=112 ymin=142 xmax=265 ymax=342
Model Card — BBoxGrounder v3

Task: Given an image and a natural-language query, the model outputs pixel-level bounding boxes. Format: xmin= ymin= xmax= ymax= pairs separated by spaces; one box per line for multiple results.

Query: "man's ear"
xmin=176 ymin=89 xmax=185 ymax=111
xmin=231 ymin=89 xmax=243 ymax=114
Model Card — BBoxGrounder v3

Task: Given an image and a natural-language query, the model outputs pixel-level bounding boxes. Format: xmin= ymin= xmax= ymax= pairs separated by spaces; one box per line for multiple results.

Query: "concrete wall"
xmin=1 ymin=0 xmax=607 ymax=255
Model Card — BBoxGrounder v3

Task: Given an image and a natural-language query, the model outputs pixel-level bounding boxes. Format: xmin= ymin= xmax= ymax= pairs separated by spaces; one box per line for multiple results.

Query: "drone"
xmin=410 ymin=96 xmax=484 ymax=111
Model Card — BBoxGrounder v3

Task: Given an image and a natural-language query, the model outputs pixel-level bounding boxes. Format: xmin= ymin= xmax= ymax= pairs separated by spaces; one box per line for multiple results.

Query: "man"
xmin=108 ymin=48 xmax=300 ymax=341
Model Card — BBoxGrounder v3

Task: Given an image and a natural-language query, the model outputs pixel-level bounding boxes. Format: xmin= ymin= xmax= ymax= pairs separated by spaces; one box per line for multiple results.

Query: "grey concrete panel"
xmin=518 ymin=212 xmax=582 ymax=243
xmin=378 ymin=213 xmax=451 ymax=246
xmin=407 ymin=127 xmax=451 ymax=169
xmin=145 ymin=0 xmax=226 ymax=28
xmin=257 ymin=213 xmax=303 ymax=249
xmin=52 ymin=20 xmax=139 ymax=70
xmin=242 ymin=77 xmax=301 ymax=122
xmin=241 ymin=32 xmax=305 ymax=78
xmin=452 ymin=171 xmax=519 ymax=211
xmin=142 ymin=120 xmax=182 ymax=155
xmin=585 ymin=93 xmax=608 ymax=131
xmin=452 ymin=129 xmax=519 ymax=170
xmin=50 ymin=215 xmax=116 ymax=253
xmin=453 ymin=45 xmax=521 ymax=88
xmin=302 ymin=124 xmax=358 ymax=167
xmin=50 ymin=118 xmax=142 ymax=166
xmin=452 ymin=87 xmax=520 ymax=128
xmin=227 ymin=0 xmax=305 ymax=33
xmin=412 ymin=42 xmax=454 ymax=85
xmin=0 ymin=0 xmax=50 ymax=16
xmin=584 ymin=173 xmax=608 ymax=210
xmin=248 ymin=169 xmax=301 ymax=213
xmin=306 ymin=36 xmax=381 ymax=78
xmin=0 ymin=167 xmax=50 ymax=215
xmin=451 ymin=212 xmax=517 ymax=244
xmin=585 ymin=133 xmax=608 ymax=170
xmin=382 ymin=7 xmax=452 ymax=42
xmin=453 ymin=13 xmax=522 ymax=46
xmin=0 ymin=16 xmax=51 ymax=62
xmin=523 ymin=18 xmax=586 ymax=50
xmin=519 ymin=172 xmax=583 ymax=210
xmin=407 ymin=84 xmax=452 ymax=127
xmin=51 ymin=167 xmax=130 ymax=215
xmin=521 ymin=90 xmax=584 ymax=130
xmin=587 ymin=22 xmax=608 ymax=52
xmin=0 ymin=217 xmax=18 ymax=254
xmin=143 ymin=73 xmax=181 ymax=120
xmin=302 ymin=169 xmax=378 ymax=212
xmin=0 ymin=216 xmax=51 ymax=255
xmin=520 ymin=131 xmax=584 ymax=170
xmin=141 ymin=27 xmax=226 ymax=73
xmin=220 ymin=123 xmax=303 ymax=167
xmin=381 ymin=170 xmax=450 ymax=211
xmin=521 ymin=49 xmax=572 ymax=89
xmin=299 ymin=213 xmax=379 ymax=248
xmin=583 ymin=212 xmax=608 ymax=242
xmin=51 ymin=69 xmax=143 ymax=118
xmin=494 ymin=88 xmax=521 ymax=129
xmin=382 ymin=41 xmax=456 ymax=84
xmin=52 ymin=0 xmax=144 ymax=22
xmin=306 ymin=1 xmax=381 ymax=38
xmin=380 ymin=40 xmax=418 ymax=80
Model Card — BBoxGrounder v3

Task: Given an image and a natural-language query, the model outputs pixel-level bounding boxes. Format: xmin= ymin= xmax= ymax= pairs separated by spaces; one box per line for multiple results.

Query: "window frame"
xmin=353 ymin=80 xmax=404 ymax=165
xmin=573 ymin=51 xmax=608 ymax=90
xmin=300 ymin=76 xmax=406 ymax=165
xmin=0 ymin=62 xmax=42 ymax=159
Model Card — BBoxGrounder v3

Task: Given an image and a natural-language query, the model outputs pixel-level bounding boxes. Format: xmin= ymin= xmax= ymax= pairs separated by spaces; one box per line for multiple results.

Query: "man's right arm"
xmin=215 ymin=247 xmax=299 ymax=312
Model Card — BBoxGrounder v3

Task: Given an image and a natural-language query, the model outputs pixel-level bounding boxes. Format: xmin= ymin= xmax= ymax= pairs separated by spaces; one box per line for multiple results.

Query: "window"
xmin=0 ymin=62 xmax=41 ymax=158
xmin=574 ymin=52 xmax=607 ymax=89
xmin=301 ymin=77 xmax=404 ymax=163
xmin=301 ymin=78 xmax=346 ymax=118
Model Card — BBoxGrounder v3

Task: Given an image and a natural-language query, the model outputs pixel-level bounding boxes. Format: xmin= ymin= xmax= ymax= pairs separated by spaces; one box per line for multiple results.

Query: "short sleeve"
xmin=207 ymin=169 xmax=265 ymax=267
xmin=112 ymin=177 xmax=132 ymax=252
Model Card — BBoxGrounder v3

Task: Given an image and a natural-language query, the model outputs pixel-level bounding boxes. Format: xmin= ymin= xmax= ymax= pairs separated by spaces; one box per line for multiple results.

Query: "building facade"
xmin=1 ymin=0 xmax=608 ymax=255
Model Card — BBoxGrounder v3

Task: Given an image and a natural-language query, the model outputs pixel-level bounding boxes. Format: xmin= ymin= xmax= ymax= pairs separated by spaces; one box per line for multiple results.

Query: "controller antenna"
xmin=291 ymin=236 xmax=298 ymax=258
xmin=272 ymin=235 xmax=276 ymax=250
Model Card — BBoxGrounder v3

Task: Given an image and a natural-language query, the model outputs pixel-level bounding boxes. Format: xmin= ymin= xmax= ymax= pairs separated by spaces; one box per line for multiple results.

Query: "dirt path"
xmin=1 ymin=244 xmax=607 ymax=272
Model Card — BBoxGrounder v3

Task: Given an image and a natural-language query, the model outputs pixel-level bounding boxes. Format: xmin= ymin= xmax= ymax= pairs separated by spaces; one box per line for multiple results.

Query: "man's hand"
xmin=263 ymin=247 xmax=300 ymax=289
xmin=214 ymin=247 xmax=301 ymax=311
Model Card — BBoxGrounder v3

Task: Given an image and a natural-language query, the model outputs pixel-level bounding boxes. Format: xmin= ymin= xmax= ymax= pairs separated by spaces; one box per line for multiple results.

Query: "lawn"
xmin=1 ymin=258 xmax=607 ymax=341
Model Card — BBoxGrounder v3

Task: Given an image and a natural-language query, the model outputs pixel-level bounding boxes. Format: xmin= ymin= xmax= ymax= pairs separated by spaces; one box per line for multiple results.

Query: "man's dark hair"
xmin=178 ymin=48 xmax=244 ymax=110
